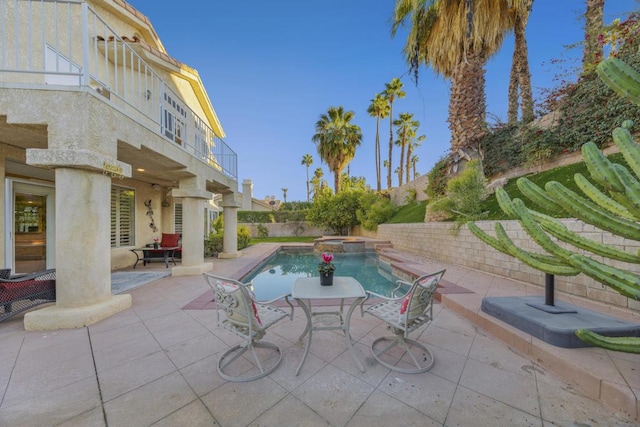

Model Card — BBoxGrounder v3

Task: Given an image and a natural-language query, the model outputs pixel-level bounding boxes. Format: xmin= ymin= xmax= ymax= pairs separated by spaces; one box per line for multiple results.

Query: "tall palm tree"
xmin=384 ymin=78 xmax=405 ymax=189
xmin=392 ymin=0 xmax=525 ymax=157
xmin=406 ymin=132 xmax=425 ymax=184
xmin=583 ymin=0 xmax=605 ymax=70
xmin=312 ymin=106 xmax=363 ymax=194
xmin=508 ymin=0 xmax=534 ymax=124
xmin=281 ymin=187 xmax=288 ymax=203
xmin=367 ymin=93 xmax=390 ymax=192
xmin=410 ymin=154 xmax=420 ymax=179
xmin=310 ymin=167 xmax=326 ymax=199
xmin=393 ymin=112 xmax=417 ymax=185
xmin=301 ymin=154 xmax=313 ymax=202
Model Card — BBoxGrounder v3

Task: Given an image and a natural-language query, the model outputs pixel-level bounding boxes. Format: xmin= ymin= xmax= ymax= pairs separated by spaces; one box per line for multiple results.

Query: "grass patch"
xmin=249 ymin=236 xmax=319 ymax=244
xmin=387 ymin=201 xmax=427 ymax=223
xmin=480 ymin=152 xmax=626 ymax=220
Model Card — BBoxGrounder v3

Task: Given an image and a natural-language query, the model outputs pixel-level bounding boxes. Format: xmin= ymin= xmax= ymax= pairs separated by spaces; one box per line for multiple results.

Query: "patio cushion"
xmin=160 ymin=233 xmax=180 ymax=247
xmin=218 ymin=280 xmax=262 ymax=329
xmin=401 ymin=275 xmax=439 ymax=321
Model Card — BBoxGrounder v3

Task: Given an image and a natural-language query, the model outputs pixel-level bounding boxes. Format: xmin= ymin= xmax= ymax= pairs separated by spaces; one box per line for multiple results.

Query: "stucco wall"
xmin=354 ymin=221 xmax=640 ymax=312
xmin=240 ymin=222 xmax=328 ymax=238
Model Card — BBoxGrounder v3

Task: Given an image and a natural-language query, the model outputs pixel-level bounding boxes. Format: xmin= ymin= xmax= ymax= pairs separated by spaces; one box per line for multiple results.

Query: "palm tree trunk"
xmin=375 ymin=117 xmax=381 ymax=191
xmin=583 ymin=0 xmax=604 ymax=69
xmin=448 ymin=50 xmax=488 ymax=153
xmin=387 ymin=106 xmax=393 ymax=189
xmin=306 ymin=166 xmax=310 ymax=202
xmin=508 ymin=0 xmax=534 ymax=124
xmin=405 ymin=143 xmax=413 ymax=184
xmin=334 ymin=171 xmax=341 ymax=194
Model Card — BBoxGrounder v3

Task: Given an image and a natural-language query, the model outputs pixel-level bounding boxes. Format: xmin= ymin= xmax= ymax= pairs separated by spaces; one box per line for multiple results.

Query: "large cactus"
xmin=469 ymin=56 xmax=640 ymax=353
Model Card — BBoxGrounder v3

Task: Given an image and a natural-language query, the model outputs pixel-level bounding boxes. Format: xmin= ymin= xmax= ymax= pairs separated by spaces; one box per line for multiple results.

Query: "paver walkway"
xmin=0 ymin=242 xmax=637 ymax=426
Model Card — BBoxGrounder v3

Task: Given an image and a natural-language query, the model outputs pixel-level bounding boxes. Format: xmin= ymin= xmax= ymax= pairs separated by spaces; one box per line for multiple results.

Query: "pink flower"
xmin=153 ymin=237 xmax=159 ymax=242
xmin=322 ymin=253 xmax=333 ymax=263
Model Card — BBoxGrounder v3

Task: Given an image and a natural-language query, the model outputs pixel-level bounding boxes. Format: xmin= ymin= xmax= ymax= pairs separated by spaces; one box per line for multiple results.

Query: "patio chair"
xmin=203 ymin=272 xmax=294 ymax=382
xmin=0 ymin=268 xmax=10 ymax=279
xmin=362 ymin=269 xmax=445 ymax=373
xmin=0 ymin=269 xmax=56 ymax=322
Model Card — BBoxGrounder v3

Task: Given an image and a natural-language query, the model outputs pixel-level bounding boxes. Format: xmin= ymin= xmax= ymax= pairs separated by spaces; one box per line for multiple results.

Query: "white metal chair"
xmin=203 ymin=272 xmax=294 ymax=382
xmin=362 ymin=269 xmax=445 ymax=373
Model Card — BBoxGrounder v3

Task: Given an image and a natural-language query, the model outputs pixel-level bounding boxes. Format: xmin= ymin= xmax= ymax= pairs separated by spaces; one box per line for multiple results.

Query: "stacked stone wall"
xmin=354 ymin=221 xmax=640 ymax=312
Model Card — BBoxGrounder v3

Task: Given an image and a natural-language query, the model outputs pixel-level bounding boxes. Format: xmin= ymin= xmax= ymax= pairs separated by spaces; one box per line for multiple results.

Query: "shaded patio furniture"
xmin=0 ymin=269 xmax=56 ymax=322
xmin=203 ymin=272 xmax=294 ymax=382
xmin=362 ymin=269 xmax=445 ymax=373
xmin=137 ymin=233 xmax=181 ymax=266
xmin=0 ymin=268 xmax=10 ymax=279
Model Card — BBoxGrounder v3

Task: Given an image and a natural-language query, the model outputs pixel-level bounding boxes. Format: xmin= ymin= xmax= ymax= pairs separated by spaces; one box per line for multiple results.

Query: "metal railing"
xmin=0 ymin=0 xmax=237 ymax=180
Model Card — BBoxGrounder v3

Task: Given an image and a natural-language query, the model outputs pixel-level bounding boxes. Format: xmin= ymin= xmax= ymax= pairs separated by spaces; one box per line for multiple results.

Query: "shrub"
xmin=306 ymin=191 xmax=363 ymax=235
xmin=204 ymin=226 xmax=251 ymax=257
xmin=257 ymin=223 xmax=269 ymax=238
xmin=427 ymin=160 xmax=488 ymax=233
xmin=425 ymin=156 xmax=450 ymax=199
xmin=356 ymin=192 xmax=396 ymax=231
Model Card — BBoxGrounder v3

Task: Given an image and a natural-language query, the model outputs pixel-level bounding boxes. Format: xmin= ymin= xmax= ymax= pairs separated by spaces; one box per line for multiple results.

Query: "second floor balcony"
xmin=0 ymin=0 xmax=237 ymax=181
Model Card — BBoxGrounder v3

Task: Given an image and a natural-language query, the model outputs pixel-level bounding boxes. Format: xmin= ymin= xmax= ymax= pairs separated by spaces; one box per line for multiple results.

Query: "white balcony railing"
xmin=0 ymin=0 xmax=237 ymax=180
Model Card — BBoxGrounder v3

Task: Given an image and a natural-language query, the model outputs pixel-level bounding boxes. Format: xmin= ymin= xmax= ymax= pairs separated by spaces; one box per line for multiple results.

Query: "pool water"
xmin=242 ymin=250 xmax=403 ymax=300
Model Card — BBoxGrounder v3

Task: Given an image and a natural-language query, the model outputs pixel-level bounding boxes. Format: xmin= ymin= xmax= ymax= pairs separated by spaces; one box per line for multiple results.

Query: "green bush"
xmin=356 ymin=192 xmax=396 ymax=231
xmin=204 ymin=226 xmax=252 ymax=257
xmin=427 ymin=160 xmax=487 ymax=233
xmin=306 ymin=191 xmax=363 ymax=235
xmin=426 ymin=157 xmax=449 ymax=199
xmin=256 ymin=223 xmax=269 ymax=238
xmin=238 ymin=210 xmax=308 ymax=223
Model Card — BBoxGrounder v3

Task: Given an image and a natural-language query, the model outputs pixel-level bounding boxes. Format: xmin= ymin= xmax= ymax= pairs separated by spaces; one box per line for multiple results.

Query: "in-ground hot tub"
xmin=314 ymin=238 xmax=366 ymax=253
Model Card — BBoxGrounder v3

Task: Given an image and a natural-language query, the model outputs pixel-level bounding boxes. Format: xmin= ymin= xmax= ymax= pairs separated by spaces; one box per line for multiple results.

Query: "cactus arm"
xmin=511 ymin=198 xmax=575 ymax=260
xmin=613 ymin=126 xmax=640 ymax=179
xmin=575 ymin=329 xmax=640 ymax=354
xmin=516 ymin=177 xmax=564 ymax=214
xmin=495 ymin=187 xmax=519 ymax=218
xmin=582 ymin=142 xmax=625 ymax=193
xmin=569 ymin=254 xmax=640 ymax=300
xmin=611 ymin=163 xmax=640 ymax=212
xmin=574 ymin=173 xmax=635 ymax=220
xmin=535 ymin=213 xmax=640 ymax=263
xmin=494 ymin=223 xmax=579 ymax=275
xmin=467 ymin=222 xmax=509 ymax=253
xmin=468 ymin=222 xmax=569 ymax=267
xmin=596 ymin=57 xmax=640 ymax=107
xmin=545 ymin=181 xmax=640 ymax=240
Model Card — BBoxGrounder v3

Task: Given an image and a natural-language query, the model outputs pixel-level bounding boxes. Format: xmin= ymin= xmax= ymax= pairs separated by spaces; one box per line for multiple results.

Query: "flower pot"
xmin=320 ymin=272 xmax=334 ymax=286
xmin=153 ymin=243 xmax=159 ymax=249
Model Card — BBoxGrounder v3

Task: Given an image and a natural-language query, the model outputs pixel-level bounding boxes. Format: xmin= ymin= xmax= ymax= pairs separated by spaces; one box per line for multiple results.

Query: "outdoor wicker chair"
xmin=362 ymin=269 xmax=445 ymax=373
xmin=0 ymin=268 xmax=10 ymax=279
xmin=203 ymin=272 xmax=294 ymax=382
xmin=0 ymin=269 xmax=56 ymax=322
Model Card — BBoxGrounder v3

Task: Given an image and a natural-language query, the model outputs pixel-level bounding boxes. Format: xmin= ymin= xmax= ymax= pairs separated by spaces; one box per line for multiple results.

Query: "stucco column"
xmin=23 ymin=166 xmax=131 ymax=331
xmin=171 ymin=177 xmax=213 ymax=276
xmin=219 ymin=192 xmax=241 ymax=259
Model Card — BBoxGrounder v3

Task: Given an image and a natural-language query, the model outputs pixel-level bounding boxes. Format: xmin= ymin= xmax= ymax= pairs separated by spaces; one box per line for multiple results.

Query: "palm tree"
xmin=393 ymin=112 xmax=418 ymax=185
xmin=281 ymin=187 xmax=288 ymax=203
xmin=367 ymin=93 xmax=390 ymax=191
xmin=301 ymin=154 xmax=313 ymax=202
xmin=392 ymin=0 xmax=526 ymax=157
xmin=310 ymin=167 xmax=326 ymax=199
xmin=384 ymin=78 xmax=405 ymax=189
xmin=406 ymin=133 xmax=425 ymax=184
xmin=410 ymin=154 xmax=420 ymax=179
xmin=508 ymin=0 xmax=534 ymax=124
xmin=583 ymin=0 xmax=605 ymax=70
xmin=312 ymin=106 xmax=363 ymax=193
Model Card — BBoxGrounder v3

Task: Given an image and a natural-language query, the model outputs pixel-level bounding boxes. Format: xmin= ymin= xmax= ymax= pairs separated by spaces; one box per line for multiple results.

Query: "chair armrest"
xmin=0 ymin=269 xmax=56 ymax=283
xmin=391 ymin=279 xmax=413 ymax=298
xmin=256 ymin=293 xmax=295 ymax=320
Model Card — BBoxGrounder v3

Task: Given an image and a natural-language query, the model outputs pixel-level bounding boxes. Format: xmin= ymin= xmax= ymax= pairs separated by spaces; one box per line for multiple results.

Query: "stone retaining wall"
xmin=354 ymin=221 xmax=640 ymax=312
xmin=240 ymin=221 xmax=327 ymax=238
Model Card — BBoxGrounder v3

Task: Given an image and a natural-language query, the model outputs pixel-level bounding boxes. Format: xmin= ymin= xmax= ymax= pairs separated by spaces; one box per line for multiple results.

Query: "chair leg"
xmin=217 ymin=340 xmax=283 ymax=382
xmin=371 ymin=335 xmax=435 ymax=374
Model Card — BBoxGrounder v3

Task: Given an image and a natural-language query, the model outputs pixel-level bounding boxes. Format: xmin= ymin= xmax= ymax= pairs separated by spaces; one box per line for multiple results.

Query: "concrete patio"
xmin=0 ymin=243 xmax=637 ymax=426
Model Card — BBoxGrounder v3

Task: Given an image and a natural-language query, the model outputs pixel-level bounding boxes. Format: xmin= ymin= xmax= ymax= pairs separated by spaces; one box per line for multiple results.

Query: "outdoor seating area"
xmin=0 ymin=243 xmax=637 ymax=425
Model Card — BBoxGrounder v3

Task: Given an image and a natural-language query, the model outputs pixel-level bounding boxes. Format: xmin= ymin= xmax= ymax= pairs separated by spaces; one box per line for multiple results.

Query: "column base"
xmin=171 ymin=262 xmax=214 ymax=276
xmin=23 ymin=294 xmax=132 ymax=331
xmin=217 ymin=251 xmax=243 ymax=259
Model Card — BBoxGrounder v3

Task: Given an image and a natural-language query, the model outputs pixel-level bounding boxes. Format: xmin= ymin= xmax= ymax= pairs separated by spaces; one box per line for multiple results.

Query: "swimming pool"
xmin=242 ymin=249 xmax=404 ymax=300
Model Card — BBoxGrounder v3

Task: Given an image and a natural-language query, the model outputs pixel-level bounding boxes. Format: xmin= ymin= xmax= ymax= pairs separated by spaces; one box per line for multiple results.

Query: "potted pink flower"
xmin=317 ymin=252 xmax=335 ymax=286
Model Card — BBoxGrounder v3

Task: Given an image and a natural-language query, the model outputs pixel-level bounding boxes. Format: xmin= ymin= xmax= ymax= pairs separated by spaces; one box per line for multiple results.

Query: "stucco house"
xmin=0 ymin=0 xmax=241 ymax=330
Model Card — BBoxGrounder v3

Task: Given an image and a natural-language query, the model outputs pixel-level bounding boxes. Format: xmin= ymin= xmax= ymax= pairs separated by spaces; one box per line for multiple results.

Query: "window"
xmin=162 ymin=93 xmax=187 ymax=145
xmin=111 ymin=187 xmax=135 ymax=248
xmin=174 ymin=203 xmax=183 ymax=235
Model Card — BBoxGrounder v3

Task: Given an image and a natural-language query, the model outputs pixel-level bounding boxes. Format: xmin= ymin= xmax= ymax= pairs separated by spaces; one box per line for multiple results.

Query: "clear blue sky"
xmin=130 ymin=0 xmax=638 ymax=202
